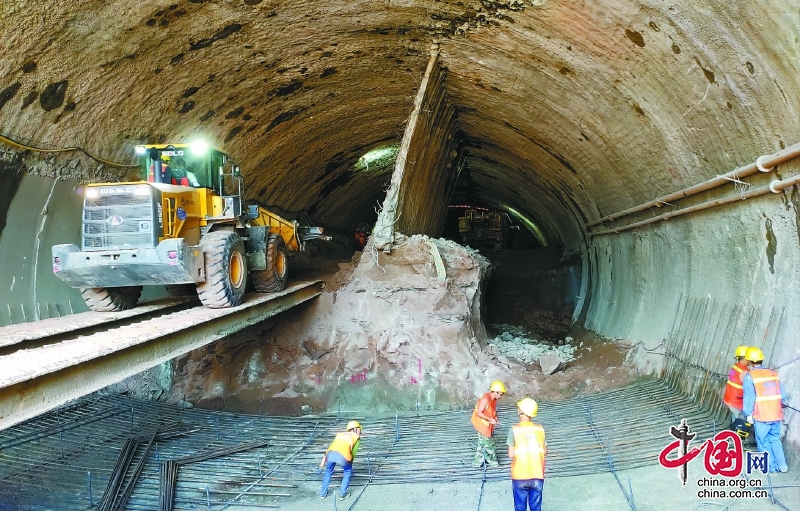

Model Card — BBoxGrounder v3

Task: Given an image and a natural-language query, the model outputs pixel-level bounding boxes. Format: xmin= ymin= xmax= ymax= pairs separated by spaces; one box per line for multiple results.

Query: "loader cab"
xmin=136 ymin=142 xmax=227 ymax=193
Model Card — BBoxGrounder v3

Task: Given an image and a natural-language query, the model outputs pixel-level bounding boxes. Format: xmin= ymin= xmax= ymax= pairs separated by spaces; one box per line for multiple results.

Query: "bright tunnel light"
xmin=134 ymin=146 xmax=146 ymax=155
xmin=356 ymin=145 xmax=399 ymax=170
xmin=504 ymin=206 xmax=548 ymax=247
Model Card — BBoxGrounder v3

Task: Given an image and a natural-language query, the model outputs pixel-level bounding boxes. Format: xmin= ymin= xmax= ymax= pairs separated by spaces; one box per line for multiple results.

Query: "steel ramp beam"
xmin=0 ymin=281 xmax=323 ymax=431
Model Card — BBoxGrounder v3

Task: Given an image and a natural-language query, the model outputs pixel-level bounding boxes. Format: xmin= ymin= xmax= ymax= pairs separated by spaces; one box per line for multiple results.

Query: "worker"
xmin=354 ymin=227 xmax=367 ymax=251
xmin=742 ymin=347 xmax=788 ymax=473
xmin=169 ymin=156 xmax=201 ymax=187
xmin=471 ymin=380 xmax=505 ymax=467
xmin=319 ymin=421 xmax=362 ymax=501
xmin=507 ymin=398 xmax=546 ymax=511
xmin=723 ymin=345 xmax=750 ymax=422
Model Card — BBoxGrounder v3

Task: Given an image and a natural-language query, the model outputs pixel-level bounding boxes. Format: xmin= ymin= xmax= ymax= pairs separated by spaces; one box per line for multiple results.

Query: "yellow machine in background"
xmin=458 ymin=209 xmax=508 ymax=250
xmin=52 ymin=141 xmax=327 ymax=311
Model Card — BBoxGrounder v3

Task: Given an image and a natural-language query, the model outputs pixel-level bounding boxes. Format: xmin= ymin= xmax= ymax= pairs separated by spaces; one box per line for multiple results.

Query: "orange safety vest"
xmin=471 ymin=392 xmax=497 ymax=438
xmin=723 ymin=363 xmax=747 ymax=410
xmin=750 ymin=368 xmax=783 ymax=422
xmin=510 ymin=421 xmax=546 ymax=480
xmin=326 ymin=431 xmax=360 ymax=461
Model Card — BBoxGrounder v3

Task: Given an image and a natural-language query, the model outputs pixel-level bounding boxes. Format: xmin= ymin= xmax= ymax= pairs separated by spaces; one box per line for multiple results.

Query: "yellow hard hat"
xmin=346 ymin=421 xmax=362 ymax=431
xmin=745 ymin=347 xmax=764 ymax=363
xmin=734 ymin=345 xmax=749 ymax=358
xmin=489 ymin=380 xmax=506 ymax=393
xmin=517 ymin=398 xmax=538 ymax=418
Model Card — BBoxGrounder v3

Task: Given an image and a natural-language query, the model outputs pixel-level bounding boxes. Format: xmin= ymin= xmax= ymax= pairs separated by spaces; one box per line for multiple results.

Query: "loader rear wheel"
xmin=197 ymin=231 xmax=247 ymax=308
xmin=81 ymin=286 xmax=142 ymax=312
xmin=251 ymin=234 xmax=288 ymax=293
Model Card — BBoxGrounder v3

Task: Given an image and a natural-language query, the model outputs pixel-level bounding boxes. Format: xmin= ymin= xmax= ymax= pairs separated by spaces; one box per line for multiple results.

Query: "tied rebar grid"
xmin=661 ymin=296 xmax=786 ymax=425
xmin=0 ymin=380 xmax=718 ymax=509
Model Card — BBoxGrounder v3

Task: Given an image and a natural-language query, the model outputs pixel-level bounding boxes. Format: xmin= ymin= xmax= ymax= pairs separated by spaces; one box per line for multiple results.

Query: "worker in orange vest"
xmin=319 ymin=421 xmax=362 ymax=501
xmin=723 ymin=345 xmax=750 ymax=422
xmin=354 ymin=228 xmax=367 ymax=251
xmin=742 ymin=347 xmax=788 ymax=473
xmin=471 ymin=380 xmax=505 ymax=467
xmin=507 ymin=398 xmax=546 ymax=511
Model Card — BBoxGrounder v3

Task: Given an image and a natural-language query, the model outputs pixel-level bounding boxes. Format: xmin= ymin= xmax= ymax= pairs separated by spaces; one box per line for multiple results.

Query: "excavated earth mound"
xmin=161 ymin=235 xmax=636 ymax=414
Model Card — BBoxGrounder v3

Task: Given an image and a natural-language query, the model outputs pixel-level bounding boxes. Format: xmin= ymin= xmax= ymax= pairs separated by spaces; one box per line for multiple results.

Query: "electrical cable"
xmin=0 ymin=132 xmax=137 ymax=168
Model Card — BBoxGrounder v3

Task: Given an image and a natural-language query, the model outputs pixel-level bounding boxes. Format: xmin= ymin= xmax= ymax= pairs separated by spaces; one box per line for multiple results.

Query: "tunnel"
xmin=0 ymin=1 xmax=798 ymax=509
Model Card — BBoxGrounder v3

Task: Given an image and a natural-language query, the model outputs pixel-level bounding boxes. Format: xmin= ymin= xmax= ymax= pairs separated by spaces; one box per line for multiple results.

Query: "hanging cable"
xmin=0 ymin=132 xmax=138 ymax=168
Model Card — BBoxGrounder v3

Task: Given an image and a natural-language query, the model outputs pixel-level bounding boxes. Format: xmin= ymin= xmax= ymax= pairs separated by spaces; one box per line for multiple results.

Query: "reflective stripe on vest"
xmin=470 ymin=392 xmax=497 ymax=438
xmin=511 ymin=422 xmax=545 ymax=480
xmin=723 ymin=364 xmax=746 ymax=409
xmin=750 ymin=368 xmax=783 ymax=422
xmin=327 ymin=432 xmax=359 ymax=461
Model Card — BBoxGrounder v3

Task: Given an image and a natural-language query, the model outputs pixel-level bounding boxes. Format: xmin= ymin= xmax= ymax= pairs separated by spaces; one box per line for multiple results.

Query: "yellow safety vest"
xmin=510 ymin=421 xmax=546 ymax=480
xmin=750 ymin=368 xmax=783 ymax=422
xmin=327 ymin=431 xmax=360 ymax=461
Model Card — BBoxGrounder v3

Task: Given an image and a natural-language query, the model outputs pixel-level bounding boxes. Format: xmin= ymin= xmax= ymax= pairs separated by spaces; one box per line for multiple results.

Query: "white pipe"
xmin=585 ymin=141 xmax=800 ymax=228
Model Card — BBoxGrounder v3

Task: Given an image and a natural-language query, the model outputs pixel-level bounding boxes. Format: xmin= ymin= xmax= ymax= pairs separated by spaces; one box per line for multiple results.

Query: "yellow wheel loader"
xmin=458 ymin=209 xmax=508 ymax=250
xmin=52 ymin=141 xmax=328 ymax=311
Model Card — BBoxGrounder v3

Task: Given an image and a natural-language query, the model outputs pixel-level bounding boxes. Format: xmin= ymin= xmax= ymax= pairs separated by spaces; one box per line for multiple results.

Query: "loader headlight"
xmin=85 ymin=188 xmax=100 ymax=199
xmin=134 ymin=186 xmax=151 ymax=196
xmin=134 ymin=146 xmax=147 ymax=155
xmin=190 ymin=140 xmax=208 ymax=155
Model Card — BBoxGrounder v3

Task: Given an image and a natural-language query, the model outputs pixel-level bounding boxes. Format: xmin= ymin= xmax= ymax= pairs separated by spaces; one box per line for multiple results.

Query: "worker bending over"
xmin=319 ymin=421 xmax=362 ymax=500
xmin=742 ymin=347 xmax=788 ymax=473
xmin=508 ymin=398 xmax=547 ymax=511
xmin=471 ymin=380 xmax=505 ymax=467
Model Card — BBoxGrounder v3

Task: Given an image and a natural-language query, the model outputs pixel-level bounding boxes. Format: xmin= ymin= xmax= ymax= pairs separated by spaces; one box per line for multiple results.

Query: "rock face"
xmin=538 ymin=354 xmax=567 ymax=375
xmin=169 ymin=235 xmax=506 ymax=413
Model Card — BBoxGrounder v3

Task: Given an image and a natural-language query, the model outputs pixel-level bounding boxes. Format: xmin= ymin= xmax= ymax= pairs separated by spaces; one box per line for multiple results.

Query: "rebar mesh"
xmin=0 ymin=379 xmax=721 ymax=510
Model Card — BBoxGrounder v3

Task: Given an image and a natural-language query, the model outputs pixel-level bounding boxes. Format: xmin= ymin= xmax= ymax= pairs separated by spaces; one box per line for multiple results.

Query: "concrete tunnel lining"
xmin=0 ymin=1 xmax=799 ymax=496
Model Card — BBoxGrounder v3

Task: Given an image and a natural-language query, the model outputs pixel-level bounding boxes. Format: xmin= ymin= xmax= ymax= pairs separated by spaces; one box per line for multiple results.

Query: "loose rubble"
xmin=487 ymin=323 xmax=577 ymax=365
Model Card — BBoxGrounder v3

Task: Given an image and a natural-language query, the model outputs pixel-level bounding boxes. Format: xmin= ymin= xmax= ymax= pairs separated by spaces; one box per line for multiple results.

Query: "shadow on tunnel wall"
xmin=481 ymin=247 xmax=581 ymax=338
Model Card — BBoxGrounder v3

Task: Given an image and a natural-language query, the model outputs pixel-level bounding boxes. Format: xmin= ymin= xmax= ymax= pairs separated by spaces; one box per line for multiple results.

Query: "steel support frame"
xmin=0 ymin=281 xmax=322 ymax=430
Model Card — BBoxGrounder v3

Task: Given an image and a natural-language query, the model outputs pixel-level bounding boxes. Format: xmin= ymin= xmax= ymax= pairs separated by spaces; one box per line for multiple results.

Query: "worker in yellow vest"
xmin=723 ymin=345 xmax=750 ymax=421
xmin=742 ymin=347 xmax=788 ymax=473
xmin=319 ymin=421 xmax=362 ymax=500
xmin=507 ymin=398 xmax=546 ymax=511
xmin=471 ymin=380 xmax=506 ymax=467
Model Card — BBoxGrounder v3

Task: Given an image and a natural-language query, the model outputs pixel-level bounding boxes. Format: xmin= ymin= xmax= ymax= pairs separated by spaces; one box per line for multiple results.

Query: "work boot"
xmin=319 ymin=491 xmax=329 ymax=499
xmin=339 ymin=491 xmax=351 ymax=501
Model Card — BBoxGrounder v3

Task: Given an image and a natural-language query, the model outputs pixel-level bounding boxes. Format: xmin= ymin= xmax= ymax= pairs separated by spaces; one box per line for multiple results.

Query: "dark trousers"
xmin=512 ymin=478 xmax=544 ymax=511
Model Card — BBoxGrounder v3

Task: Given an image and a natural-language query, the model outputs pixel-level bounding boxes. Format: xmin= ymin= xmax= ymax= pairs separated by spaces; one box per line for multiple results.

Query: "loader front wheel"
xmin=81 ymin=286 xmax=142 ymax=312
xmin=197 ymin=231 xmax=248 ymax=308
xmin=251 ymin=234 xmax=288 ymax=293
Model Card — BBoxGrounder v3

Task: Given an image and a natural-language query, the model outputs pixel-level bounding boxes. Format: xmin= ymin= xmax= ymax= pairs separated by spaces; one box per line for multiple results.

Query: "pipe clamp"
xmin=756 ymin=155 xmax=774 ymax=173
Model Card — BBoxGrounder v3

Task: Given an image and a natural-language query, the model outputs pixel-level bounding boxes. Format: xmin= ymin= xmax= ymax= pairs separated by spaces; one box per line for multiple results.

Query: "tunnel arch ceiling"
xmin=0 ymin=0 xmax=797 ymax=237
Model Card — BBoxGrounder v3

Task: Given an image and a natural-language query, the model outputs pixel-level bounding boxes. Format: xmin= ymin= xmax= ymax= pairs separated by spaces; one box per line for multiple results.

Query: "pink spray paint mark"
xmin=349 ymin=369 xmax=367 ymax=384
xmin=409 ymin=358 xmax=422 ymax=384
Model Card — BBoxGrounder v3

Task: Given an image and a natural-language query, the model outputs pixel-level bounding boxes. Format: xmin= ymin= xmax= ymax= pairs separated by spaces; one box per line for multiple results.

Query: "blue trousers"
xmin=319 ymin=451 xmax=352 ymax=497
xmin=754 ymin=420 xmax=787 ymax=472
xmin=512 ymin=478 xmax=544 ymax=511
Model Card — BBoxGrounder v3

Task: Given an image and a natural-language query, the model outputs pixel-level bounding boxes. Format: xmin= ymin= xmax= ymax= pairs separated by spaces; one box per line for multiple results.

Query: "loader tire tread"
xmin=81 ymin=286 xmax=142 ymax=312
xmin=197 ymin=231 xmax=247 ymax=308
xmin=251 ymin=234 xmax=288 ymax=293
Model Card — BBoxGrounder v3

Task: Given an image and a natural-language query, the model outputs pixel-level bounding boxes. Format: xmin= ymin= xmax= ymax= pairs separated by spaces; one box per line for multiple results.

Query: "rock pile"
xmin=486 ymin=323 xmax=576 ymax=370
